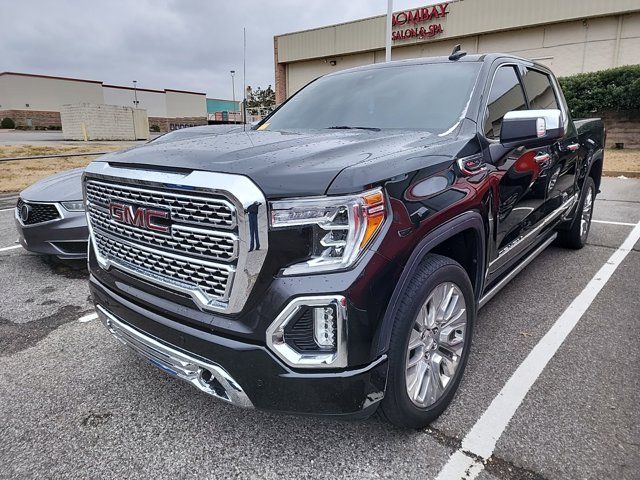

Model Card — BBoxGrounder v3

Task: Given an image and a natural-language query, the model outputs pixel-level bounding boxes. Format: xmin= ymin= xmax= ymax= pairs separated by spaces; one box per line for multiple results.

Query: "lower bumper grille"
xmin=97 ymin=305 xmax=253 ymax=408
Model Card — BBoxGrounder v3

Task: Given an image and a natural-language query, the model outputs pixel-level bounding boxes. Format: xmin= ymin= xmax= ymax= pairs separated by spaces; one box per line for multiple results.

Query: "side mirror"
xmin=500 ymin=109 xmax=566 ymax=147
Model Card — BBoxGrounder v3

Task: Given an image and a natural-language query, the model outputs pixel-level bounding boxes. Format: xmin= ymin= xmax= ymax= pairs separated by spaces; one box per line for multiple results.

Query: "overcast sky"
xmin=0 ymin=0 xmax=427 ymax=99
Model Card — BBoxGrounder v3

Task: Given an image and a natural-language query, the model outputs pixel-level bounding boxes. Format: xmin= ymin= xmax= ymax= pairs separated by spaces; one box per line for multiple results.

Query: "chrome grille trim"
xmin=83 ymin=162 xmax=269 ymax=314
xmin=86 ymin=179 xmax=237 ymax=229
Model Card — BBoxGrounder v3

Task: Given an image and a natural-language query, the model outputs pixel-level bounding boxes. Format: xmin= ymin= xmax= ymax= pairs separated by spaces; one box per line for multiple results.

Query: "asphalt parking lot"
xmin=0 ymin=177 xmax=638 ymax=480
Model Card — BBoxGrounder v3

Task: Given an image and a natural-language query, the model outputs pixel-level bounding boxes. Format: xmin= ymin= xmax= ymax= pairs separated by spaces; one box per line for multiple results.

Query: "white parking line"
xmin=435 ymin=220 xmax=640 ymax=480
xmin=78 ymin=312 xmax=98 ymax=323
xmin=592 ymin=219 xmax=636 ymax=227
xmin=0 ymin=207 xmax=15 ymax=212
xmin=0 ymin=244 xmax=21 ymax=252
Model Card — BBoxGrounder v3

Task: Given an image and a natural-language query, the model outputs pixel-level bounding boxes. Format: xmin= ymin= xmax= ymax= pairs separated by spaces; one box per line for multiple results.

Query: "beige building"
xmin=273 ymin=0 xmax=640 ymax=104
xmin=0 ymin=72 xmax=207 ymax=132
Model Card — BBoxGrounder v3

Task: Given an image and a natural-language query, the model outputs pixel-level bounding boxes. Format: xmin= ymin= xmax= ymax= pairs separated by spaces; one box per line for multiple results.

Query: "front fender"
xmin=371 ymin=211 xmax=486 ymax=357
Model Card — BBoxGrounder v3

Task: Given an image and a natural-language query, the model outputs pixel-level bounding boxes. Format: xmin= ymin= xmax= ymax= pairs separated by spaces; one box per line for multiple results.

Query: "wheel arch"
xmin=587 ymin=150 xmax=604 ymax=193
xmin=372 ymin=211 xmax=486 ymax=357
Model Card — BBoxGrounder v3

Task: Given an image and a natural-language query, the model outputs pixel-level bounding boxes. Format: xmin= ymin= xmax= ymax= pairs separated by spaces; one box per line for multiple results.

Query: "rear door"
xmin=520 ymin=67 xmax=581 ymax=212
xmin=482 ymin=63 xmax=552 ymax=277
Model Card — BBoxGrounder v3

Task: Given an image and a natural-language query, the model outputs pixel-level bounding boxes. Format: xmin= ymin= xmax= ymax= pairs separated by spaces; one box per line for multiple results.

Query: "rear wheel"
xmin=557 ymin=177 xmax=595 ymax=249
xmin=379 ymin=254 xmax=475 ymax=428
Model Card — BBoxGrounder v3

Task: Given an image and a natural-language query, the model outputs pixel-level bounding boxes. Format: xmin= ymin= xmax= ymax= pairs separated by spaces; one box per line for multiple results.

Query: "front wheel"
xmin=379 ymin=254 xmax=475 ymax=428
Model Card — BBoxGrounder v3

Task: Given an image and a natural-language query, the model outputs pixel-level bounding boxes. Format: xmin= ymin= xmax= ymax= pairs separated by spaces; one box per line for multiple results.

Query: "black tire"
xmin=557 ymin=177 xmax=595 ymax=249
xmin=379 ymin=254 xmax=475 ymax=428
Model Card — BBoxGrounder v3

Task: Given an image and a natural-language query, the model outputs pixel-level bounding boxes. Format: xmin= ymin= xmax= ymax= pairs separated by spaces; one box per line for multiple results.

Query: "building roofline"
xmin=1 ymin=71 xmax=207 ymax=96
xmin=103 ymin=84 xmax=165 ymax=94
xmin=165 ymin=88 xmax=206 ymax=95
xmin=206 ymin=97 xmax=239 ymax=102
xmin=0 ymin=71 xmax=103 ymax=85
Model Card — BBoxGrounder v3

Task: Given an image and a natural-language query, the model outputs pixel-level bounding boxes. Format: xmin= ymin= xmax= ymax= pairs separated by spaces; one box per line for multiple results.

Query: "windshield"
xmin=263 ymin=62 xmax=481 ymax=133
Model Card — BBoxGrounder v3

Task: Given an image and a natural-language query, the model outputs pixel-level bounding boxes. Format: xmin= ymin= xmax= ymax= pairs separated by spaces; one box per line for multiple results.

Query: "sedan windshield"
xmin=263 ymin=62 xmax=481 ymax=133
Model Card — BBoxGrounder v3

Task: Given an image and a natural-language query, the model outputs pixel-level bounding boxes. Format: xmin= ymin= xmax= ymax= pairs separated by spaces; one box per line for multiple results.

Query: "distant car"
xmin=15 ymin=124 xmax=242 ymax=259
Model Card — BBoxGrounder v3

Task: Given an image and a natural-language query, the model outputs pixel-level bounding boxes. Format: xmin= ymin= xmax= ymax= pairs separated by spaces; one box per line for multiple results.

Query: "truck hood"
xmin=95 ymin=130 xmax=453 ymax=198
xmin=20 ymin=167 xmax=84 ymax=202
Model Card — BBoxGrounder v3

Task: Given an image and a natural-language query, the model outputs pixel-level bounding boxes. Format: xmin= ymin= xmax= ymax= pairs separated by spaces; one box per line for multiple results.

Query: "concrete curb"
xmin=602 ymin=170 xmax=640 ymax=178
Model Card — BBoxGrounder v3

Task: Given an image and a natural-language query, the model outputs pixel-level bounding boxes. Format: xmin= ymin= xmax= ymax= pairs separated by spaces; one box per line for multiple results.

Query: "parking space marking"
xmin=78 ymin=312 xmax=98 ymax=323
xmin=0 ymin=207 xmax=15 ymax=212
xmin=592 ymin=219 xmax=636 ymax=227
xmin=0 ymin=244 xmax=21 ymax=252
xmin=435 ymin=221 xmax=640 ymax=480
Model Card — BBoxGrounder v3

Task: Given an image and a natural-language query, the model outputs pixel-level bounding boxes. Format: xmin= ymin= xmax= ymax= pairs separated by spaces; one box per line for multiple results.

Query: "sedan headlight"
xmin=270 ymin=188 xmax=386 ymax=274
xmin=61 ymin=200 xmax=85 ymax=212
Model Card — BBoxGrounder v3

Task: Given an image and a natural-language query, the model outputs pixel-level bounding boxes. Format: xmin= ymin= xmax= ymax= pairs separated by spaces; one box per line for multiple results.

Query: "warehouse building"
xmin=0 ymin=72 xmax=208 ymax=132
xmin=206 ymin=98 xmax=242 ymax=123
xmin=273 ymin=0 xmax=640 ymax=104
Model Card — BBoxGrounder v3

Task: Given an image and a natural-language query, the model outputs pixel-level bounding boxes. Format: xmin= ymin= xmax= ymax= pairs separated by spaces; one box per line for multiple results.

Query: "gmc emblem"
xmin=110 ymin=202 xmax=170 ymax=233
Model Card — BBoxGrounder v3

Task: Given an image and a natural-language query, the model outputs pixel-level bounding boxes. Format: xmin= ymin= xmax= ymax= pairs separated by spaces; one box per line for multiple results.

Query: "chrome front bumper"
xmin=96 ymin=305 xmax=253 ymax=409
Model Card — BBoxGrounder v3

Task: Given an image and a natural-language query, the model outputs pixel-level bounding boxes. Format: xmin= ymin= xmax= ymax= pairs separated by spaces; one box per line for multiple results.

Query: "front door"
xmin=482 ymin=64 xmax=552 ymax=277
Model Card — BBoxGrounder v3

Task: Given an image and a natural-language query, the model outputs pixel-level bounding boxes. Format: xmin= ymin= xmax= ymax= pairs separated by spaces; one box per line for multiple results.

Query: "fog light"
xmin=313 ymin=306 xmax=336 ymax=348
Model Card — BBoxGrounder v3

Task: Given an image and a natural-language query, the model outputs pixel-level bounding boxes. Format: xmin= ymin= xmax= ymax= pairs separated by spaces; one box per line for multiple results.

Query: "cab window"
xmin=484 ymin=66 xmax=527 ymax=139
xmin=521 ymin=69 xmax=560 ymax=110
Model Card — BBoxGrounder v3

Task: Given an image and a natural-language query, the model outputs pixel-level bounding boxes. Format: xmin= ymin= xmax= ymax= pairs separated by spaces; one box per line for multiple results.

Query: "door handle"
xmin=534 ymin=153 xmax=551 ymax=166
xmin=567 ymin=143 xmax=580 ymax=152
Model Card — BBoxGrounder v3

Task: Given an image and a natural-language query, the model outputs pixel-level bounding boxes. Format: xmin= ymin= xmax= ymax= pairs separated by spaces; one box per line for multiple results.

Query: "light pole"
xmin=133 ymin=80 xmax=139 ymax=108
xmin=385 ymin=0 xmax=393 ymax=62
xmin=230 ymin=70 xmax=236 ymax=123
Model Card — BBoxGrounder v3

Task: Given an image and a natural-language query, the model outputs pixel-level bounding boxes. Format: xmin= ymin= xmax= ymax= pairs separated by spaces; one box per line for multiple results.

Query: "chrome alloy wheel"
xmin=580 ymin=185 xmax=594 ymax=240
xmin=405 ymin=282 xmax=467 ymax=408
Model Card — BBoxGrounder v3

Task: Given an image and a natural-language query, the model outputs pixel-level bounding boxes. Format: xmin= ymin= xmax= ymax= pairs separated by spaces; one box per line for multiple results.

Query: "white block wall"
xmin=60 ymin=103 xmax=149 ymax=141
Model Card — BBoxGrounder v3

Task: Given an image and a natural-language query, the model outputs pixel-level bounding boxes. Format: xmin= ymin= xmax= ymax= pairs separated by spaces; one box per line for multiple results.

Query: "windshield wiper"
xmin=326 ymin=125 xmax=381 ymax=132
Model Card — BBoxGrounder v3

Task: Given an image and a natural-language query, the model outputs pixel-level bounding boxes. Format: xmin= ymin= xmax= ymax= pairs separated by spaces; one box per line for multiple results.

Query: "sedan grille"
xmin=17 ymin=198 xmax=61 ymax=225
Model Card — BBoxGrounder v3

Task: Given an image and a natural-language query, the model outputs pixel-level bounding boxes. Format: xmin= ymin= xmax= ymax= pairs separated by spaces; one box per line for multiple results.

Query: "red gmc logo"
xmin=109 ymin=202 xmax=170 ymax=234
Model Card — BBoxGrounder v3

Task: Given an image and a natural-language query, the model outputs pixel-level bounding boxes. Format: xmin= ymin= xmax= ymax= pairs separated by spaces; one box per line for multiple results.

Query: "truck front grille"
xmin=86 ymin=180 xmax=236 ymax=229
xmin=94 ymin=231 xmax=232 ymax=298
xmin=86 ymin=178 xmax=239 ymax=306
xmin=83 ymin=164 xmax=268 ymax=314
xmin=88 ymin=205 xmax=237 ymax=262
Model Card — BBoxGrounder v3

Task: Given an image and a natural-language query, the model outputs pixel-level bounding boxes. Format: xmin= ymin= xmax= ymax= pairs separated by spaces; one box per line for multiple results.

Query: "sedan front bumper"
xmin=15 ymin=200 xmax=88 ymax=258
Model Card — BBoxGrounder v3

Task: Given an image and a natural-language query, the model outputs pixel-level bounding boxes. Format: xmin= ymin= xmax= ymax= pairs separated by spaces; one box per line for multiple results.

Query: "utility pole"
xmin=243 ymin=27 xmax=247 ymax=127
xmin=385 ymin=0 xmax=393 ymax=62
xmin=133 ymin=80 xmax=139 ymax=108
xmin=230 ymin=70 xmax=236 ymax=123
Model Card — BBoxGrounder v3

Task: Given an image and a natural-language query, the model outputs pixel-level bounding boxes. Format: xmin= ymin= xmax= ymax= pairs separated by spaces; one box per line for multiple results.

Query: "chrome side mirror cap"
xmin=500 ymin=109 xmax=566 ymax=147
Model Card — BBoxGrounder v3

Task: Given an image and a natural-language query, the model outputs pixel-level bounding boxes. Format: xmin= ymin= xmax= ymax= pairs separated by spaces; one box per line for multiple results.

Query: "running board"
xmin=479 ymin=233 xmax=557 ymax=309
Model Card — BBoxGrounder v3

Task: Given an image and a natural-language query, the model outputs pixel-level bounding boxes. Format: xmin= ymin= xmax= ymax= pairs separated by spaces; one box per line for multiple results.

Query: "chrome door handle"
xmin=534 ymin=153 xmax=551 ymax=166
xmin=567 ymin=143 xmax=580 ymax=152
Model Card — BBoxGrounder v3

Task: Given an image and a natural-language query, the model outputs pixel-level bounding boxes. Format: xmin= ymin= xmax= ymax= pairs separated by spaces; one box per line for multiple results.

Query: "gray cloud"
xmin=0 ymin=0 xmax=424 ymax=99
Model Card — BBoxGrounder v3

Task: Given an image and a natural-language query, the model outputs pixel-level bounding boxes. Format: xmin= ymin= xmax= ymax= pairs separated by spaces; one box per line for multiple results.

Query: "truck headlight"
xmin=270 ymin=188 xmax=386 ymax=274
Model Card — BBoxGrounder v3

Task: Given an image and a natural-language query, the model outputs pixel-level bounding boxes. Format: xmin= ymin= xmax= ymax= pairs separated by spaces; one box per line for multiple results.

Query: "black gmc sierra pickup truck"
xmin=84 ymin=51 xmax=604 ymax=428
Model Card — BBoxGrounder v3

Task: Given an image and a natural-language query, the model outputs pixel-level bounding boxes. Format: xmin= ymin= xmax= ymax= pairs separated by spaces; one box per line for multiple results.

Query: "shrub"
xmin=1 ymin=117 xmax=15 ymax=129
xmin=150 ymin=124 xmax=161 ymax=132
xmin=559 ymin=65 xmax=640 ymax=118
